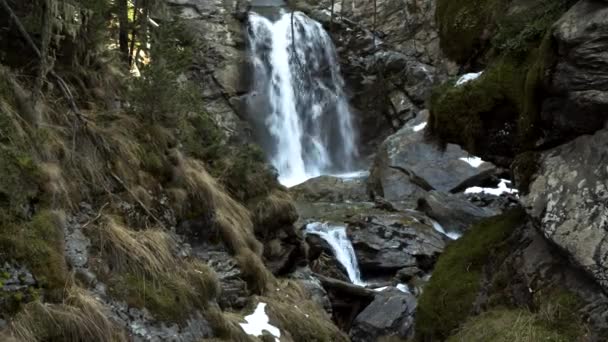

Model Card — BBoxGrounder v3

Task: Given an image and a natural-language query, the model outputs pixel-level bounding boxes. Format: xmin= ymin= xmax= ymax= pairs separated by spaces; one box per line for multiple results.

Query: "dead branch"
xmin=110 ymin=172 xmax=165 ymax=228
xmin=82 ymin=202 xmax=110 ymax=228
xmin=0 ymin=0 xmax=88 ymax=122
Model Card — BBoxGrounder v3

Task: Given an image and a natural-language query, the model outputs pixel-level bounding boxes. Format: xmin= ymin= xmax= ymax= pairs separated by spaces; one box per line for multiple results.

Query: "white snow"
xmin=456 ymin=71 xmax=484 ymax=86
xmin=239 ymin=303 xmax=281 ymax=341
xmin=459 ymin=156 xmax=485 ymax=168
xmin=465 ymin=179 xmax=519 ymax=196
xmin=413 ymin=122 xmax=428 ymax=132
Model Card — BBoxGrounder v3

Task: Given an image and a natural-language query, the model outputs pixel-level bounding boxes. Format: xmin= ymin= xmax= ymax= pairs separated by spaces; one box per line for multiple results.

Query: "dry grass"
xmin=9 ymin=287 xmax=126 ymax=342
xmin=251 ymin=189 xmax=298 ymax=236
xmin=173 ymin=154 xmax=261 ymax=253
xmin=205 ymin=307 xmax=258 ymax=342
xmin=260 ymin=280 xmax=349 ymax=342
xmin=99 ymin=217 xmax=177 ymax=278
xmin=169 ymin=153 xmax=275 ymax=294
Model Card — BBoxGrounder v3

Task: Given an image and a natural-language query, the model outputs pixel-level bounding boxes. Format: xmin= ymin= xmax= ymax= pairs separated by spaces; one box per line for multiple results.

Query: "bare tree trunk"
xmin=117 ymin=0 xmax=130 ymax=65
xmin=34 ymin=0 xmax=52 ymax=102
xmin=128 ymin=0 xmax=139 ymax=67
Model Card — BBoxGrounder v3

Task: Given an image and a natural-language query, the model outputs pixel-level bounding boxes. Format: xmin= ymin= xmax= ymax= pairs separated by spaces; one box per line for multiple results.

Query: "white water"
xmin=247 ymin=12 xmax=358 ymax=187
xmin=456 ymin=71 xmax=484 ymax=86
xmin=305 ymin=222 xmax=365 ymax=286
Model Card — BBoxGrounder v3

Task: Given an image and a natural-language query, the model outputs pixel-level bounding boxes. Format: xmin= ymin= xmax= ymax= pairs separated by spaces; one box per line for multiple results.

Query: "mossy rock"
xmin=435 ymin=0 xmax=505 ymax=63
xmin=0 ymin=210 xmax=67 ymax=301
xmin=415 ymin=209 xmax=527 ymax=340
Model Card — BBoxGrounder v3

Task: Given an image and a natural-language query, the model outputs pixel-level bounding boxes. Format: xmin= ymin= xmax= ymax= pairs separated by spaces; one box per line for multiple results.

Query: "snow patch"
xmin=413 ymin=122 xmax=428 ymax=132
xmin=239 ymin=303 xmax=281 ymax=341
xmin=373 ymin=284 xmax=410 ymax=293
xmin=459 ymin=157 xmax=485 ymax=168
xmin=465 ymin=179 xmax=519 ymax=196
xmin=456 ymin=71 xmax=484 ymax=86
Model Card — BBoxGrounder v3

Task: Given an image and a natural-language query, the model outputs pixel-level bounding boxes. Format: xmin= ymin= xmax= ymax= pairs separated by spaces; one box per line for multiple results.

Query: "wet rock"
xmin=306 ymin=233 xmax=350 ymax=282
xmin=350 ymin=290 xmax=416 ymax=341
xmin=417 ymin=190 xmax=499 ymax=235
xmin=291 ymin=174 xmax=370 ymax=203
xmin=524 ymin=128 xmax=608 ymax=292
xmin=348 ymin=213 xmax=446 ymax=276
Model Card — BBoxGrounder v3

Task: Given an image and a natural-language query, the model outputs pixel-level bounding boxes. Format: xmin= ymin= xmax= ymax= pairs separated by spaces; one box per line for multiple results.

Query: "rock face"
xmin=350 ymin=290 xmax=417 ymax=341
xmin=542 ymin=0 xmax=608 ymax=144
xmin=369 ymin=110 xmax=497 ymax=204
xmin=167 ymin=0 xmax=253 ymax=142
xmin=525 ymin=128 xmax=608 ymax=291
xmin=348 ymin=213 xmax=447 ymax=275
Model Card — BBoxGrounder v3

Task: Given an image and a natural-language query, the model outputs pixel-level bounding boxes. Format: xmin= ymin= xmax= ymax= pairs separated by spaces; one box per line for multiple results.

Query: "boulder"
xmin=369 ymin=110 xmax=497 ymax=204
xmin=417 ymin=190 xmax=499 ymax=235
xmin=290 ymin=267 xmax=333 ymax=314
xmin=524 ymin=129 xmax=608 ymax=292
xmin=350 ymin=290 xmax=417 ymax=342
xmin=290 ymin=174 xmax=370 ymax=203
xmin=541 ymin=0 xmax=608 ymax=144
xmin=348 ymin=213 xmax=447 ymax=275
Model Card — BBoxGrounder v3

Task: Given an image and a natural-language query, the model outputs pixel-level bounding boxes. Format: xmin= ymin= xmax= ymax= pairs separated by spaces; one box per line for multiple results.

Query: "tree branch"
xmin=0 ymin=0 xmax=87 ymax=121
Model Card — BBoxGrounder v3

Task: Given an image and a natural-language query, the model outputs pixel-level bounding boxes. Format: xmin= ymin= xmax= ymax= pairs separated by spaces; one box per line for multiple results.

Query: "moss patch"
xmin=0 ymin=210 xmax=67 ymax=301
xmin=431 ymin=0 xmax=574 ymax=160
xmin=415 ymin=209 xmax=527 ymax=340
xmin=448 ymin=290 xmax=587 ymax=341
xmin=435 ymin=0 xmax=505 ymax=63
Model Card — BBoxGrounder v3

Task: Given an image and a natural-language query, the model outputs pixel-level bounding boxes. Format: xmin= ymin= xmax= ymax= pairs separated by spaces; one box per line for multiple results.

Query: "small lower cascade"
xmin=305 ymin=222 xmax=365 ymax=286
xmin=247 ymin=11 xmax=358 ymax=187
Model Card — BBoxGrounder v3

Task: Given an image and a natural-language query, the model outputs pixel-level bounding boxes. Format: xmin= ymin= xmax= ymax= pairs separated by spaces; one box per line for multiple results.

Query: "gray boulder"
xmin=541 ymin=0 xmax=608 ymax=143
xmin=524 ymin=129 xmax=608 ymax=292
xmin=350 ymin=290 xmax=417 ymax=341
xmin=348 ymin=213 xmax=447 ymax=275
xmin=417 ymin=190 xmax=500 ymax=235
xmin=369 ymin=111 xmax=497 ymax=204
xmin=291 ymin=174 xmax=370 ymax=203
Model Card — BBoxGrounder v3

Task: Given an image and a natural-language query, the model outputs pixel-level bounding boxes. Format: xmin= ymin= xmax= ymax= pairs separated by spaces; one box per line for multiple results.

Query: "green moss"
xmin=512 ymin=151 xmax=540 ymax=193
xmin=429 ymin=58 xmax=523 ymax=154
xmin=435 ymin=0 xmax=505 ymax=63
xmin=108 ymin=264 xmax=218 ymax=323
xmin=491 ymin=0 xmax=574 ymax=57
xmin=447 ymin=289 xmax=587 ymax=341
xmin=0 ymin=210 xmax=67 ymax=301
xmin=447 ymin=308 xmax=573 ymax=342
xmin=431 ymin=0 xmax=573 ymax=158
xmin=415 ymin=209 xmax=527 ymax=341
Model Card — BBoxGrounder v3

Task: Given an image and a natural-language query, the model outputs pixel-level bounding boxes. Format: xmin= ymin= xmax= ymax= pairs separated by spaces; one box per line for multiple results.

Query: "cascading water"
xmin=305 ymin=222 xmax=365 ymax=286
xmin=247 ymin=11 xmax=358 ymax=187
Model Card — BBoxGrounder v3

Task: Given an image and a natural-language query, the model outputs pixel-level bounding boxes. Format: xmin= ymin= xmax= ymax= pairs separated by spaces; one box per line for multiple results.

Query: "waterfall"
xmin=306 ymin=222 xmax=365 ymax=286
xmin=247 ymin=11 xmax=358 ymax=187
